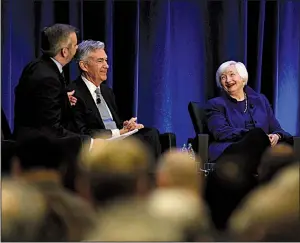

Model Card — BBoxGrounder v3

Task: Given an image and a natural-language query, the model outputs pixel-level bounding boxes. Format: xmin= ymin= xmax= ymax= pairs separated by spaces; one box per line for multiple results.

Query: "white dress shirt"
xmin=81 ymin=75 xmax=120 ymax=138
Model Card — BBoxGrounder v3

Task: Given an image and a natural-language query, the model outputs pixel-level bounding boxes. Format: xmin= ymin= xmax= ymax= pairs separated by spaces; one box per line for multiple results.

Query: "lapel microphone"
xmin=95 ymin=87 xmax=101 ymax=104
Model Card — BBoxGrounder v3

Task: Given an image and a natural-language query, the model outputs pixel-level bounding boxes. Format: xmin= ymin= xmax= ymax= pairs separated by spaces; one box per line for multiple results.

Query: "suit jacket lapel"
xmin=77 ymin=77 xmax=105 ymax=127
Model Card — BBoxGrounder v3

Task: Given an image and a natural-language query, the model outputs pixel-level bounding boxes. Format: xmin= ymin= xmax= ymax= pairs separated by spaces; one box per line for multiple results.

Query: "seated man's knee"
xmin=141 ymin=127 xmax=160 ymax=137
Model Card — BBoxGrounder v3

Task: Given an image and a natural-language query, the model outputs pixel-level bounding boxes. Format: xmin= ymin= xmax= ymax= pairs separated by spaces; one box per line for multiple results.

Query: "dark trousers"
xmin=133 ymin=127 xmax=161 ymax=175
xmin=133 ymin=127 xmax=161 ymax=158
xmin=205 ymin=128 xmax=270 ymax=231
xmin=217 ymin=127 xmax=271 ymax=175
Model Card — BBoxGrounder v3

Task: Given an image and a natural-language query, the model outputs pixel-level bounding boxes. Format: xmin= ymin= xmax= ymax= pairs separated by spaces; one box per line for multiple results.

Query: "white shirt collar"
xmin=81 ymin=75 xmax=99 ymax=96
xmin=50 ymin=57 xmax=63 ymax=73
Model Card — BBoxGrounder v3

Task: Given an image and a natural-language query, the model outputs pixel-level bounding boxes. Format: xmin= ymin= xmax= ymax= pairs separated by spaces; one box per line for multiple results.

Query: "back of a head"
xmin=213 ymin=153 xmax=258 ymax=191
xmin=15 ymin=134 xmax=64 ymax=171
xmin=259 ymin=143 xmax=297 ymax=183
xmin=229 ymin=163 xmax=300 ymax=241
xmin=156 ymin=149 xmax=201 ymax=193
xmin=147 ymin=188 xmax=211 ymax=241
xmin=78 ymin=138 xmax=152 ymax=206
xmin=36 ymin=188 xmax=96 ymax=242
xmin=85 ymin=200 xmax=183 ymax=241
xmin=41 ymin=23 xmax=78 ymax=57
xmin=2 ymin=178 xmax=47 ymax=242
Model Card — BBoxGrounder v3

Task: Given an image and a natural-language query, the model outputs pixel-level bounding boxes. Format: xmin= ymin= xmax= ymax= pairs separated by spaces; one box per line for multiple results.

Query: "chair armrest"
xmin=196 ymin=134 xmax=209 ymax=163
xmin=1 ymin=139 xmax=16 ymax=173
xmin=293 ymin=136 xmax=300 ymax=161
xmin=159 ymin=133 xmax=177 ymax=153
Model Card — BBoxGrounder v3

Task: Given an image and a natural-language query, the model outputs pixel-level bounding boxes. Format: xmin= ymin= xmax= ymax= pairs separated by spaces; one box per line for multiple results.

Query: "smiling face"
xmin=220 ymin=64 xmax=245 ymax=95
xmin=80 ymin=48 xmax=109 ymax=86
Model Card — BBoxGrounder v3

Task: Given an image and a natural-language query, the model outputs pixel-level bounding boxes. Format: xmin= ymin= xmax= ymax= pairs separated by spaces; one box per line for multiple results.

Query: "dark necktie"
xmin=60 ymin=70 xmax=67 ymax=87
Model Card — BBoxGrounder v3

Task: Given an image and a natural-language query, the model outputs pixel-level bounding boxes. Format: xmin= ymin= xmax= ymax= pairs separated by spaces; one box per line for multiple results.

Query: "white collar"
xmin=81 ymin=75 xmax=99 ymax=95
xmin=50 ymin=57 xmax=63 ymax=73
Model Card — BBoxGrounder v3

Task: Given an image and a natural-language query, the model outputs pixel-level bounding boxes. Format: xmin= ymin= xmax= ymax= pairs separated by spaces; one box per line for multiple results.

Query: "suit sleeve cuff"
xmin=111 ymin=129 xmax=120 ymax=138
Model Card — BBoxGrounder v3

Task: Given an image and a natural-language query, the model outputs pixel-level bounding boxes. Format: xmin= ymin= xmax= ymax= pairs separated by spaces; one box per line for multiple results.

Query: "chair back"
xmin=1 ymin=108 xmax=12 ymax=140
xmin=188 ymin=102 xmax=208 ymax=135
xmin=294 ymin=137 xmax=300 ymax=161
xmin=188 ymin=102 xmax=215 ymax=174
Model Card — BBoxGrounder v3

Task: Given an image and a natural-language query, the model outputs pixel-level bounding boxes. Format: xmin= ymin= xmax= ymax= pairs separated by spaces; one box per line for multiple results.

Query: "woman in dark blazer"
xmin=205 ymin=60 xmax=292 ymax=168
xmin=204 ymin=60 xmax=293 ymax=230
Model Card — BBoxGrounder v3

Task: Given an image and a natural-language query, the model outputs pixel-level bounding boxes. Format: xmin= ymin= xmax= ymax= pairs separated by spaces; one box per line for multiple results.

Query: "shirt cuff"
xmin=111 ymin=129 xmax=120 ymax=138
xmin=89 ymin=138 xmax=94 ymax=151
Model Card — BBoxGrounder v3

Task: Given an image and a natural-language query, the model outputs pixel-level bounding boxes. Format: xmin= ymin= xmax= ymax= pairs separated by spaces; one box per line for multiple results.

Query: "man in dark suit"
xmin=14 ymin=24 xmax=98 ymax=148
xmin=69 ymin=40 xmax=161 ymax=159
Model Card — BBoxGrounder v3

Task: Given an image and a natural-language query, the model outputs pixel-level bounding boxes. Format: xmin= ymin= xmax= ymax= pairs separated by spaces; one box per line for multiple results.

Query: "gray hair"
xmin=75 ymin=40 xmax=105 ymax=62
xmin=41 ymin=23 xmax=78 ymax=57
xmin=215 ymin=60 xmax=249 ymax=89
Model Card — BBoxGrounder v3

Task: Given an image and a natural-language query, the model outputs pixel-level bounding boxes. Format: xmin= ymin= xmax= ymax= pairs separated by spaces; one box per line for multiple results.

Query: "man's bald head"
xmin=156 ymin=149 xmax=202 ymax=192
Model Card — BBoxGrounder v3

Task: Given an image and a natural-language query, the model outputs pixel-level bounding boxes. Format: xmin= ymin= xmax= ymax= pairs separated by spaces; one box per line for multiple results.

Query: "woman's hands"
xmin=268 ymin=134 xmax=280 ymax=147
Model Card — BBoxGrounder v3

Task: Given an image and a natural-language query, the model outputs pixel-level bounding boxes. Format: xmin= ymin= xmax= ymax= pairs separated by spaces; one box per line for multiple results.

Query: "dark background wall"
xmin=2 ymin=0 xmax=300 ymax=146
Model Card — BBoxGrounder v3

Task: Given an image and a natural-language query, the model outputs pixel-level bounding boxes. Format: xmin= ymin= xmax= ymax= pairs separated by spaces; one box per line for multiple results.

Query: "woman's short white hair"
xmin=215 ymin=60 xmax=248 ymax=89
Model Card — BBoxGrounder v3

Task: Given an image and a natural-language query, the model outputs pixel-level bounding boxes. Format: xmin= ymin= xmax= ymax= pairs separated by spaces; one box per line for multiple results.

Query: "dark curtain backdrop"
xmin=2 ymin=0 xmax=300 ymax=146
